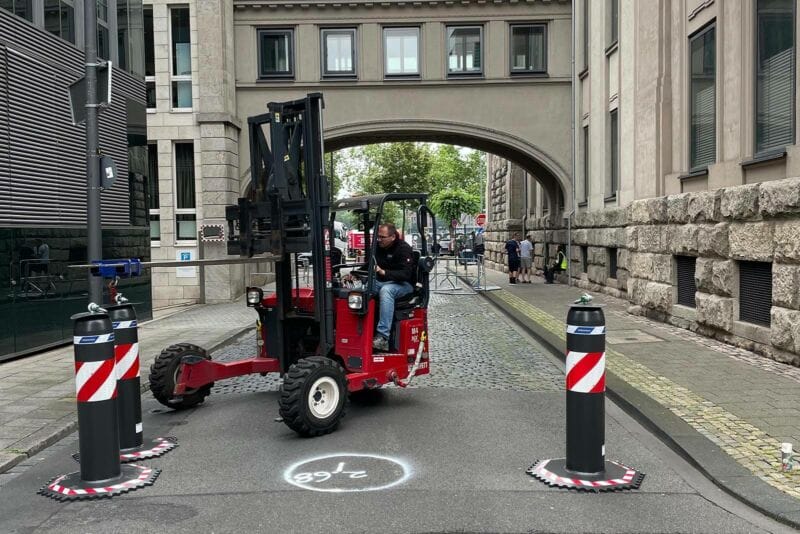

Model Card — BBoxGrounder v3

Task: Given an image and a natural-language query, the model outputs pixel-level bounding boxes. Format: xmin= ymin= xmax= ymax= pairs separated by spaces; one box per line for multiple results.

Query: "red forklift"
xmin=148 ymin=94 xmax=437 ymax=437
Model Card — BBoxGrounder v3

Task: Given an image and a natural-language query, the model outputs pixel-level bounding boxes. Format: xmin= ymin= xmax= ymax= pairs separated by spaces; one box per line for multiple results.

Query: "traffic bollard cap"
xmin=106 ymin=303 xmax=136 ymax=322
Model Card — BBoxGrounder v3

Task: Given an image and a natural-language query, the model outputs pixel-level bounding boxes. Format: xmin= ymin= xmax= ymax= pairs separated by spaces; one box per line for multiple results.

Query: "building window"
xmin=321 ymin=28 xmax=356 ymax=77
xmin=510 ymin=24 xmax=546 ymax=75
xmin=170 ymin=6 xmax=192 ymax=108
xmin=755 ymin=0 xmax=795 ymax=154
xmin=117 ymin=0 xmax=145 ymax=76
xmin=44 ymin=0 xmax=75 ymax=44
xmin=608 ymin=0 xmax=618 ymax=47
xmin=96 ymin=0 xmax=110 ymax=60
xmin=384 ymin=27 xmax=420 ymax=76
xmin=739 ymin=261 xmax=772 ymax=326
xmin=147 ymin=144 xmax=160 ymax=242
xmin=144 ymin=5 xmax=155 ymax=109
xmin=0 ymin=0 xmax=33 ymax=22
xmin=581 ymin=246 xmax=588 ymax=273
xmin=607 ymin=248 xmax=618 ymax=278
xmin=582 ymin=125 xmax=589 ymax=202
xmin=175 ymin=143 xmax=196 ymax=241
xmin=608 ymin=109 xmax=618 ymax=198
xmin=448 ymin=26 xmax=482 ymax=76
xmin=690 ymin=24 xmax=716 ymax=170
xmin=258 ymin=28 xmax=294 ymax=79
xmin=582 ymin=0 xmax=589 ymax=69
xmin=675 ymin=256 xmax=697 ymax=308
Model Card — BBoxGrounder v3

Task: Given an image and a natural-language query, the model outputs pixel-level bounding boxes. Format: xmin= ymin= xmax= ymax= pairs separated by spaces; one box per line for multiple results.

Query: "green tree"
xmin=429 ymin=189 xmax=481 ymax=236
xmin=429 ymin=145 xmax=485 ymax=198
xmin=352 ymin=143 xmax=434 ymax=195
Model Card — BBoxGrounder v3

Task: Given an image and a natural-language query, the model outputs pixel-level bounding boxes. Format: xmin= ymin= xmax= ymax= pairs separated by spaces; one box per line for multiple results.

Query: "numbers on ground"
xmin=292 ymin=463 xmax=368 ymax=484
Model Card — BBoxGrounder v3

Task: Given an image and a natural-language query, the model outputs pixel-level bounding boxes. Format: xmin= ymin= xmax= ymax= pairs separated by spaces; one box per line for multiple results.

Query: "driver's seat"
xmin=395 ymin=251 xmax=432 ymax=313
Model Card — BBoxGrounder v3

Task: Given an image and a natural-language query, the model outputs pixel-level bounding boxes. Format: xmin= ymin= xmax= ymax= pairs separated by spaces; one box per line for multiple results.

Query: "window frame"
xmin=607 ymin=108 xmax=618 ymax=199
xmin=320 ymin=27 xmax=357 ymax=78
xmin=169 ymin=5 xmax=192 ymax=110
xmin=147 ymin=143 xmax=161 ymax=244
xmin=582 ymin=124 xmax=589 ymax=203
xmin=173 ymin=142 xmax=197 ymax=242
xmin=96 ymin=0 xmax=111 ymax=60
xmin=582 ymin=0 xmax=589 ymax=70
xmin=257 ymin=27 xmax=295 ymax=80
xmin=753 ymin=0 xmax=796 ymax=156
xmin=509 ymin=23 xmax=547 ymax=76
xmin=447 ymin=24 xmax=484 ymax=77
xmin=383 ymin=26 xmax=421 ymax=78
xmin=607 ymin=0 xmax=618 ymax=48
xmin=144 ymin=4 xmax=155 ymax=111
xmin=43 ymin=0 xmax=76 ymax=44
xmin=688 ymin=21 xmax=717 ymax=172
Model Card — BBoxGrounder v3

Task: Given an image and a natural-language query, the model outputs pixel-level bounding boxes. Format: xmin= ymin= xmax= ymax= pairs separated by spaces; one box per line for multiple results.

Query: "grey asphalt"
xmin=0 ymin=290 xmax=791 ymax=533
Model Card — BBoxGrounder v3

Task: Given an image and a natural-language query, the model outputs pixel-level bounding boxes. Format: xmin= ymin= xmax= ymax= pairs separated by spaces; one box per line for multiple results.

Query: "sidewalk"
xmin=0 ymin=299 xmax=256 ymax=474
xmin=464 ymin=266 xmax=800 ymax=527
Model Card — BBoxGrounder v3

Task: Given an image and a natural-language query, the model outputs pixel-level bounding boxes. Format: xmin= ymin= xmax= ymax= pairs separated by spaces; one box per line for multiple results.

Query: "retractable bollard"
xmin=39 ymin=307 xmax=159 ymax=501
xmin=108 ymin=303 xmax=177 ymax=461
xmin=527 ymin=294 xmax=644 ymax=491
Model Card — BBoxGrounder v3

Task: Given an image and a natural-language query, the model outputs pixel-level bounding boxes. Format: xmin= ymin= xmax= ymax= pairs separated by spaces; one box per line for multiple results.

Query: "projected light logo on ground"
xmin=284 ymin=453 xmax=412 ymax=493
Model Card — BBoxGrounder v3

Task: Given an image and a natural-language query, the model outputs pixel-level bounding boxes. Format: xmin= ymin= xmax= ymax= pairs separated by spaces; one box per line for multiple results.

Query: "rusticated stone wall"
xmin=484 ymin=155 xmax=523 ymax=272
xmin=527 ymin=177 xmax=800 ymax=366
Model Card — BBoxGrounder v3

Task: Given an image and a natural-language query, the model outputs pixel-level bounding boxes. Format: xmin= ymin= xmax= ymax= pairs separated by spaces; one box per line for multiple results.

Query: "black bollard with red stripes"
xmin=107 ymin=303 xmax=177 ymax=462
xmin=527 ymin=294 xmax=644 ymax=491
xmin=39 ymin=307 xmax=159 ymax=501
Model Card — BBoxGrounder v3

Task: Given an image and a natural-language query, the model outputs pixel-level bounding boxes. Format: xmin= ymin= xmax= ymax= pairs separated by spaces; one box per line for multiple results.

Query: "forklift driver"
xmin=372 ymin=223 xmax=415 ymax=352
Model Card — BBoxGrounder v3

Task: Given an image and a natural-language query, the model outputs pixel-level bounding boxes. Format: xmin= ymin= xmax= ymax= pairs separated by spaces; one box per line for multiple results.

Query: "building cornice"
xmin=233 ymin=0 xmax=568 ymax=11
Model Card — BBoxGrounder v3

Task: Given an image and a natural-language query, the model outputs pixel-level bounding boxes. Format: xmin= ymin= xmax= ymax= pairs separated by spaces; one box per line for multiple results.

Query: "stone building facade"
xmin=514 ymin=0 xmax=800 ymax=366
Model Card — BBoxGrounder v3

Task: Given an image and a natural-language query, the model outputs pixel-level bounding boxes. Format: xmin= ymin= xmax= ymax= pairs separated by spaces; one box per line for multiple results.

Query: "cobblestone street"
xmin=210 ymin=289 xmax=564 ymax=397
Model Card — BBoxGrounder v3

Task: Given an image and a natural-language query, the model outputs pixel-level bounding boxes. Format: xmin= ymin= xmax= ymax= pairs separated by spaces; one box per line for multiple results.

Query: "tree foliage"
xmin=429 ymin=189 xmax=481 ymax=236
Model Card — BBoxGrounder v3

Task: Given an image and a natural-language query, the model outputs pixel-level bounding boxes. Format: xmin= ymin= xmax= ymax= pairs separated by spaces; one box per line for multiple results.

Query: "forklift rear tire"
xmin=279 ymin=356 xmax=348 ymax=437
xmin=149 ymin=343 xmax=212 ymax=410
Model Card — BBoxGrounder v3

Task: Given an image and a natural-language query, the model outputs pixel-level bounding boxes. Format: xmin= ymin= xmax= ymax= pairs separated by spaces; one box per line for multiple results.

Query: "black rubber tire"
xmin=149 ymin=343 xmax=212 ymax=410
xmin=279 ymin=356 xmax=348 ymax=437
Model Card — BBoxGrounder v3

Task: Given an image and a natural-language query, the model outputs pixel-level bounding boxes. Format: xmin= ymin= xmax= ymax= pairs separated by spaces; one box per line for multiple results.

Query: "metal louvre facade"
xmin=0 ymin=10 xmax=136 ymax=227
xmin=0 ymin=8 xmax=151 ymax=362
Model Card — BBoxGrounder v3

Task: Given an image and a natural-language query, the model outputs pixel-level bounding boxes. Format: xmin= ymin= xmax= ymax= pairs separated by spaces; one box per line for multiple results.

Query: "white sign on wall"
xmin=176 ymin=250 xmax=196 ymax=278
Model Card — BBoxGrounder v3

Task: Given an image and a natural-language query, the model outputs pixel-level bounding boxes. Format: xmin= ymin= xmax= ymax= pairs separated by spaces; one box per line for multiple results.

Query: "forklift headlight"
xmin=347 ymin=293 xmax=363 ymax=310
xmin=246 ymin=287 xmax=263 ymax=307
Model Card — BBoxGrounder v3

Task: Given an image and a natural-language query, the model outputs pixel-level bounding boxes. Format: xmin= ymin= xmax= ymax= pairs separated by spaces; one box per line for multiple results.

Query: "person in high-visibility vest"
xmin=545 ymin=245 xmax=568 ymax=284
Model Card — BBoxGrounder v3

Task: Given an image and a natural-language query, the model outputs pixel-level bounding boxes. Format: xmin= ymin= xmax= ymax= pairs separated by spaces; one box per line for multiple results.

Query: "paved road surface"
xmin=0 ymin=289 xmax=791 ymax=533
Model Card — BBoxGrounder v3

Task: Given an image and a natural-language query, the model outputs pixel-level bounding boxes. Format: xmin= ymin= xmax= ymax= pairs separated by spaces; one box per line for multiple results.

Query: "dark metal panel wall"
xmin=0 ymin=45 xmax=9 ymax=217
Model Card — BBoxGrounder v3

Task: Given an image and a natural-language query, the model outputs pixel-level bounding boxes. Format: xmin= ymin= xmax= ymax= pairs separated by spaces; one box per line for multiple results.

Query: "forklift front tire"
xmin=149 ymin=343 xmax=212 ymax=410
xmin=279 ymin=356 xmax=348 ymax=437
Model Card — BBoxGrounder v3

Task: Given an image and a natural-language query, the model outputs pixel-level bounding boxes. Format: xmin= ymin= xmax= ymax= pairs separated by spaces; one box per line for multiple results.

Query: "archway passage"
xmin=324 ymin=120 xmax=570 ymax=219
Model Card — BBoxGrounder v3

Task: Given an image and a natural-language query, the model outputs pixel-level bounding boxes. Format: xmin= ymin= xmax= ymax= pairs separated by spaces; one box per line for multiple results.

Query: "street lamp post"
xmin=84 ymin=0 xmax=103 ymax=304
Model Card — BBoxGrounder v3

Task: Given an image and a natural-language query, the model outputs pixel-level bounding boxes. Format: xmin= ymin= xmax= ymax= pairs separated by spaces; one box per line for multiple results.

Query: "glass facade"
xmin=755 ymin=0 xmax=795 ymax=154
xmin=0 ymin=5 xmax=150 ymax=362
xmin=322 ymin=28 xmax=356 ymax=77
xmin=384 ymin=27 xmax=420 ymax=76
xmin=510 ymin=24 xmax=546 ymax=74
xmin=447 ymin=26 xmax=482 ymax=75
xmin=258 ymin=28 xmax=294 ymax=78
xmin=690 ymin=25 xmax=716 ymax=170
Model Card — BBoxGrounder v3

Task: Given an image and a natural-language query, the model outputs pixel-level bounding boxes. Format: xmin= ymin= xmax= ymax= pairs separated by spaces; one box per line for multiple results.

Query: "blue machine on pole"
xmin=527 ymin=294 xmax=644 ymax=492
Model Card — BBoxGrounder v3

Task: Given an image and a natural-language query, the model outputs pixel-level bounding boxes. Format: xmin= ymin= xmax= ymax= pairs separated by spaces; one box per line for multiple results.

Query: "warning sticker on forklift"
xmin=284 ymin=453 xmax=411 ymax=493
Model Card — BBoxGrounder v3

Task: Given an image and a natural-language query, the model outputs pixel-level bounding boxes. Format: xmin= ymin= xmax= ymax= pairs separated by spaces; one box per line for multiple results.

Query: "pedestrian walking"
xmin=519 ymin=234 xmax=533 ymax=283
xmin=505 ymin=233 xmax=521 ymax=284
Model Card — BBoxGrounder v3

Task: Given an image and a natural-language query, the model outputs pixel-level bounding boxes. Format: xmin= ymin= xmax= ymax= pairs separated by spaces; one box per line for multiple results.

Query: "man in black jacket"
xmin=372 ymin=223 xmax=415 ymax=351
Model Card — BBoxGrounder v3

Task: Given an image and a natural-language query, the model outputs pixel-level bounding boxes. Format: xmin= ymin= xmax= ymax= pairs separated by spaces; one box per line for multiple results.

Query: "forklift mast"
xmin=226 ymin=93 xmax=334 ymax=364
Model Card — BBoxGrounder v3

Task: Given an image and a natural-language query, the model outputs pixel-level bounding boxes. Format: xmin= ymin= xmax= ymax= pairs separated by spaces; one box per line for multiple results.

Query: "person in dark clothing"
xmin=505 ymin=233 xmax=521 ymax=284
xmin=372 ymin=223 xmax=415 ymax=351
